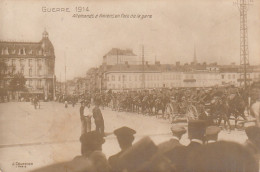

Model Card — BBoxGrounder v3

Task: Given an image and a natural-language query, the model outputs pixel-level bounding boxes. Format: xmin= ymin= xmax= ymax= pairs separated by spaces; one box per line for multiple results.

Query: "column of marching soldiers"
xmin=59 ymin=85 xmax=260 ymax=129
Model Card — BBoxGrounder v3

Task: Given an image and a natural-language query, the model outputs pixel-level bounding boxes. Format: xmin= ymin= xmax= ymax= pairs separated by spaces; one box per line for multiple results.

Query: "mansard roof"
xmin=104 ymin=48 xmax=137 ymax=57
xmin=0 ymin=31 xmax=54 ymax=57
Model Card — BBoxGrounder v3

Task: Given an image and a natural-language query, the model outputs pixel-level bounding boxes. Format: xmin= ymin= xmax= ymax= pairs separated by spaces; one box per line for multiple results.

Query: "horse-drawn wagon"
xmin=164 ymin=96 xmax=199 ymax=123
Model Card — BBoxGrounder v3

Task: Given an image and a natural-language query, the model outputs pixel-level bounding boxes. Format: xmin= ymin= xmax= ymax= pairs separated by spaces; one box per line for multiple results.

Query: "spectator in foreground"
xmin=108 ymin=126 xmax=136 ymax=171
xmin=245 ymin=126 xmax=260 ymax=161
xmin=205 ymin=126 xmax=221 ymax=144
xmin=186 ymin=141 xmax=259 ymax=172
xmin=157 ymin=125 xmax=186 ymax=154
xmin=165 ymin=120 xmax=206 ymax=172
xmin=66 ymin=131 xmax=109 ymax=172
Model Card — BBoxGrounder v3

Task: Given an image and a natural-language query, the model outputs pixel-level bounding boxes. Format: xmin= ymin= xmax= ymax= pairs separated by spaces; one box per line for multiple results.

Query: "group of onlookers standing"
xmin=62 ymin=119 xmax=259 ymax=172
xmin=80 ymin=101 xmax=105 ymax=136
xmin=32 ymin=107 xmax=260 ymax=172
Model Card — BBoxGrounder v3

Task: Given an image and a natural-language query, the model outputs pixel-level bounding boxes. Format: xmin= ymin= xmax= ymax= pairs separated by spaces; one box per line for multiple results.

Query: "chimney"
xmin=176 ymin=61 xmax=180 ymax=66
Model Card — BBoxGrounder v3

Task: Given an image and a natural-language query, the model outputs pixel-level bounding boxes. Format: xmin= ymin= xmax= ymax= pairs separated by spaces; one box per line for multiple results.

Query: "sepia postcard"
xmin=0 ymin=0 xmax=260 ymax=172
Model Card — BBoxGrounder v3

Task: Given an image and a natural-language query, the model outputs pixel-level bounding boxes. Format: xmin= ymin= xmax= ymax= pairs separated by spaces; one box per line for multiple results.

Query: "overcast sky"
xmin=0 ymin=0 xmax=259 ymax=80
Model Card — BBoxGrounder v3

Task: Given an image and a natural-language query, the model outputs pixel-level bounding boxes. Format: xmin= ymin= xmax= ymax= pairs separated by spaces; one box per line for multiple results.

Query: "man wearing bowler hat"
xmin=108 ymin=126 xmax=136 ymax=172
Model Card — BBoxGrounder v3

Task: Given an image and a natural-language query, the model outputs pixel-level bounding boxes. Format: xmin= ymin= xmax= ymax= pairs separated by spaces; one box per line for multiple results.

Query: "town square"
xmin=0 ymin=0 xmax=260 ymax=172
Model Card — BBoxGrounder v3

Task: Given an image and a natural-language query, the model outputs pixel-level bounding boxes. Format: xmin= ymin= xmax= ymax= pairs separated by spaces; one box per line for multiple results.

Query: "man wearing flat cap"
xmin=108 ymin=126 xmax=136 ymax=172
xmin=158 ymin=125 xmax=186 ymax=154
xmin=205 ymin=126 xmax=221 ymax=144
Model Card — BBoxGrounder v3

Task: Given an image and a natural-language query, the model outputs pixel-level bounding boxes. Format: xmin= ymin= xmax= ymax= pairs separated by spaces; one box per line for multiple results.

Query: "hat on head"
xmin=80 ymin=131 xmax=105 ymax=145
xmin=171 ymin=125 xmax=186 ymax=136
xmin=114 ymin=126 xmax=136 ymax=137
xmin=188 ymin=120 xmax=206 ymax=139
xmin=205 ymin=126 xmax=221 ymax=137
xmin=245 ymin=126 xmax=260 ymax=140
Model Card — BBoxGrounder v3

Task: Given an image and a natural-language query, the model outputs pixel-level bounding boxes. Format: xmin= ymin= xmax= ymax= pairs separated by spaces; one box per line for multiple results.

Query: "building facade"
xmin=100 ymin=62 xmax=260 ymax=91
xmin=0 ymin=30 xmax=55 ymax=99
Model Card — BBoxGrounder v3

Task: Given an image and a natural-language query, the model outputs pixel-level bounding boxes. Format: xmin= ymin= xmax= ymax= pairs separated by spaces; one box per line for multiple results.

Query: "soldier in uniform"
xmin=205 ymin=126 xmax=221 ymax=144
xmin=108 ymin=126 xmax=136 ymax=172
xmin=157 ymin=125 xmax=186 ymax=154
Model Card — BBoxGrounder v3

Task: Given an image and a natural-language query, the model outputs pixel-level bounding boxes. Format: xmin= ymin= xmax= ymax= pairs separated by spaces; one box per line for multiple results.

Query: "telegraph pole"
xmin=64 ymin=53 xmax=67 ymax=96
xmin=236 ymin=0 xmax=253 ymax=90
xmin=60 ymin=72 xmax=62 ymax=95
xmin=141 ymin=45 xmax=145 ymax=89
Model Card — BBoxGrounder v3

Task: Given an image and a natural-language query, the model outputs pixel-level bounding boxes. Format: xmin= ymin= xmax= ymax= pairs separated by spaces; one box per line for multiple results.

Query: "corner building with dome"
xmin=0 ymin=30 xmax=56 ymax=100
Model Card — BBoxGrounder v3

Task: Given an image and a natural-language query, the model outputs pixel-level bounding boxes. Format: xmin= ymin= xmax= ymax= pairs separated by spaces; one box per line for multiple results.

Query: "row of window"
xmin=27 ymin=79 xmax=43 ymax=88
xmin=107 ymin=73 xmax=260 ymax=82
xmin=221 ymin=74 xmax=260 ymax=79
xmin=5 ymin=68 xmax=43 ymax=76
xmin=107 ymin=80 xmax=227 ymax=89
xmin=1 ymin=48 xmax=45 ymax=56
xmin=1 ymin=58 xmax=45 ymax=68
xmin=107 ymin=74 xmax=183 ymax=82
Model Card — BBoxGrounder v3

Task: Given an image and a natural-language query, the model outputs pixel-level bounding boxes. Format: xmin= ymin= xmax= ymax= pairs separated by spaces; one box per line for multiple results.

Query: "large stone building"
xmin=0 ymin=30 xmax=55 ymax=99
xmin=103 ymin=48 xmax=139 ymax=65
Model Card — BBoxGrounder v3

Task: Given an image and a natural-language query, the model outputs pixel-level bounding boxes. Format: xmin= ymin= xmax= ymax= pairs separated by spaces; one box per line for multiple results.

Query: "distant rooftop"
xmin=104 ymin=48 xmax=137 ymax=56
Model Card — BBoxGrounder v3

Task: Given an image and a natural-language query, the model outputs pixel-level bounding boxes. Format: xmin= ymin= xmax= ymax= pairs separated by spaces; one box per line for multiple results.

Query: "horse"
xmin=209 ymin=97 xmax=232 ymax=131
xmin=227 ymin=93 xmax=248 ymax=128
xmin=154 ymin=97 xmax=166 ymax=118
